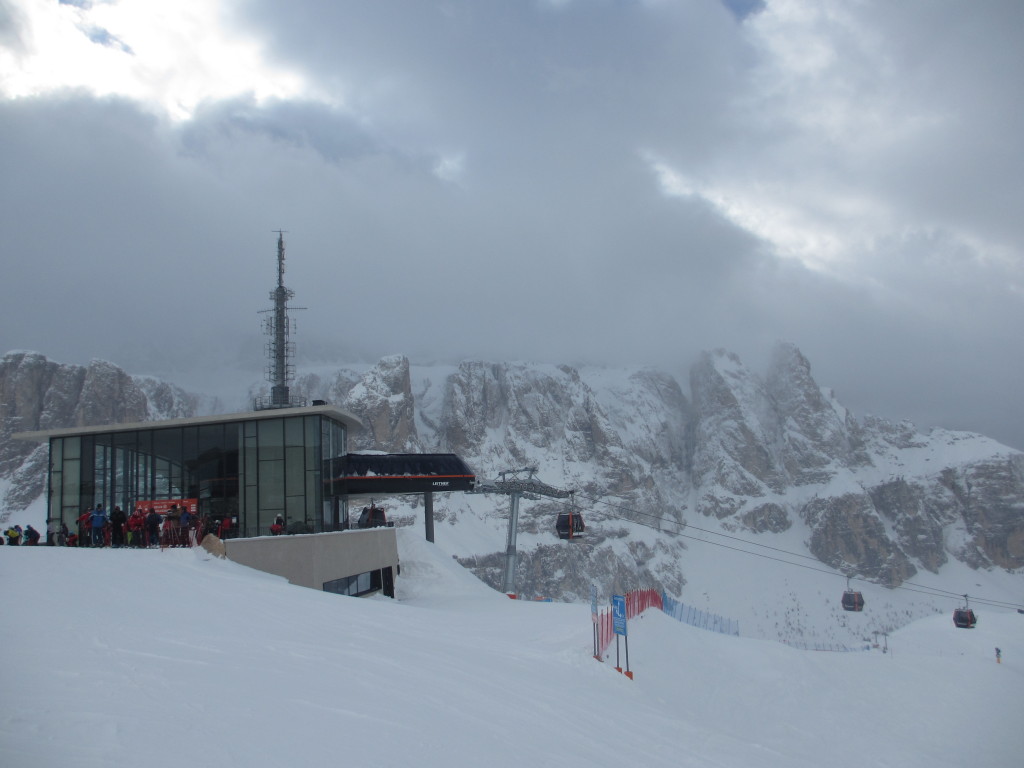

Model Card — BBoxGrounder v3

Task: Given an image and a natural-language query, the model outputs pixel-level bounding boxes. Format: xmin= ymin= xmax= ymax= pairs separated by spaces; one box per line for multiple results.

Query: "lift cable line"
xmin=571 ymin=491 xmax=1024 ymax=611
xmin=576 ymin=491 xmax=829 ymax=564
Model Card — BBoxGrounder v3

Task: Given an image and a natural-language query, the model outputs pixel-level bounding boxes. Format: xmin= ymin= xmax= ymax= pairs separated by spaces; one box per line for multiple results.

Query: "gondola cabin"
xmin=952 ymin=607 xmax=977 ymax=629
xmin=841 ymin=590 xmax=865 ymax=612
xmin=555 ymin=511 xmax=585 ymax=540
xmin=357 ymin=503 xmax=390 ymax=529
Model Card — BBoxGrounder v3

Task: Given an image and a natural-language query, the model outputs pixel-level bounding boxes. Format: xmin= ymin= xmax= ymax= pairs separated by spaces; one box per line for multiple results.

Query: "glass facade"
xmin=322 ymin=569 xmax=382 ymax=597
xmin=47 ymin=411 xmax=350 ymax=538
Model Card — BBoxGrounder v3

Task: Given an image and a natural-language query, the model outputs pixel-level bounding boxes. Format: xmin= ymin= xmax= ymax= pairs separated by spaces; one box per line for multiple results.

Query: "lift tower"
xmin=474 ymin=467 xmax=572 ymax=596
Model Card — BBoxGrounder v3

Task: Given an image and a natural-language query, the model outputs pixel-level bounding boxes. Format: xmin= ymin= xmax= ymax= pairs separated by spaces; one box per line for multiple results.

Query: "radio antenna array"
xmin=255 ymin=230 xmax=306 ymax=410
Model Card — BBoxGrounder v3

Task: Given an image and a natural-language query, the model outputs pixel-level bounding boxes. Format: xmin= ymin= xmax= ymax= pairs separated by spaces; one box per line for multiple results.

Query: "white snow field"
xmin=1 ymin=530 xmax=1021 ymax=768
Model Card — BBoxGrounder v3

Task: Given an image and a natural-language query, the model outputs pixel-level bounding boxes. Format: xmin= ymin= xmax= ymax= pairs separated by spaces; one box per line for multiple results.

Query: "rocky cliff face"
xmin=680 ymin=345 xmax=1024 ymax=585
xmin=0 ymin=351 xmax=201 ymax=514
xmin=303 ymin=346 xmax=1024 ymax=593
xmin=300 ymin=355 xmax=420 ymax=452
xmin=3 ymin=346 xmax=1023 ymax=600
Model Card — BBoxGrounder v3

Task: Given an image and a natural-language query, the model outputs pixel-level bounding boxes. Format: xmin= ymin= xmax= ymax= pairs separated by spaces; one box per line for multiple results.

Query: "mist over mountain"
xmin=2 ymin=344 xmax=1022 ymax=645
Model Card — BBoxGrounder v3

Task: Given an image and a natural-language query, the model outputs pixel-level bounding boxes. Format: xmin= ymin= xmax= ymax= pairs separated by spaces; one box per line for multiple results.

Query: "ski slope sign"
xmin=613 ymin=594 xmax=627 ymax=636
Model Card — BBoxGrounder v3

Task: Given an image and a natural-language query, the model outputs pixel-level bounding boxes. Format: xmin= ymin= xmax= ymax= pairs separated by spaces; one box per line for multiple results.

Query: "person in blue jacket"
xmin=90 ymin=505 xmax=108 ymax=547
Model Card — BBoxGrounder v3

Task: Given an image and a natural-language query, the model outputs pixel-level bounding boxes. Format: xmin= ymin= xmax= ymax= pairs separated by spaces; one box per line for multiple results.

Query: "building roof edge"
xmin=12 ymin=404 xmax=364 ymax=443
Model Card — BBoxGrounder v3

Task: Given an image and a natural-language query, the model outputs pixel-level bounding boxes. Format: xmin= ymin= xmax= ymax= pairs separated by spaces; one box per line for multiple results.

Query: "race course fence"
xmin=661 ymin=593 xmax=740 ymax=637
xmin=594 ymin=589 xmax=742 ymax=660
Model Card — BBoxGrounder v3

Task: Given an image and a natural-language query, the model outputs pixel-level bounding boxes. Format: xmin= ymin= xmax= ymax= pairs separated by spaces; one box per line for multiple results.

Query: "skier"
xmin=145 ymin=508 xmax=162 ymax=548
xmin=126 ymin=509 xmax=146 ymax=547
xmin=109 ymin=506 xmax=127 ymax=548
xmin=77 ymin=508 xmax=93 ymax=547
xmin=90 ymin=505 xmax=108 ymax=547
xmin=996 ymin=647 xmax=1002 ymax=664
xmin=24 ymin=525 xmax=41 ymax=545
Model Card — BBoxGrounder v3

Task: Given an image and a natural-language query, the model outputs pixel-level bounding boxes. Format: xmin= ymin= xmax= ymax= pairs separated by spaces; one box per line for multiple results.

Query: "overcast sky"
xmin=1 ymin=0 xmax=1022 ymax=449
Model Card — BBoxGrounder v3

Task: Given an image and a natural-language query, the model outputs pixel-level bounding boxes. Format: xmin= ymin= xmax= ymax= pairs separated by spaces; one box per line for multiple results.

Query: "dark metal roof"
xmin=326 ymin=453 xmax=476 ymax=495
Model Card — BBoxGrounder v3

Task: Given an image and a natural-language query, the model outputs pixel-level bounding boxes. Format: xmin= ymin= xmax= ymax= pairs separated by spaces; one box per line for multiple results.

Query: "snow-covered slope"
xmin=1 ymin=532 xmax=1021 ymax=768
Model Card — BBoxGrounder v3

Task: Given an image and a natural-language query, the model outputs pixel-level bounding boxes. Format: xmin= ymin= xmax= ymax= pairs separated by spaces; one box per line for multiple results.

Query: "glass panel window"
xmin=258 ymin=419 xmax=284 ymax=462
xmin=258 ymin=458 xmax=284 ymax=515
xmin=284 ymin=417 xmax=304 ymax=447
xmin=64 ymin=436 xmax=80 ymax=460
xmin=331 ymin=421 xmax=347 ymax=460
xmin=49 ymin=468 xmax=62 ymax=521
xmin=244 ymin=437 xmax=258 ymax=480
xmin=285 ymin=446 xmax=304 ymax=496
xmin=322 ymin=571 xmax=380 ymax=597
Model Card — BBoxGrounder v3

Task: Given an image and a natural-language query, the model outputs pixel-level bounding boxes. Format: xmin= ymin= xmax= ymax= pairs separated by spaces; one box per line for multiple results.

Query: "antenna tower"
xmin=255 ymin=231 xmax=305 ymax=410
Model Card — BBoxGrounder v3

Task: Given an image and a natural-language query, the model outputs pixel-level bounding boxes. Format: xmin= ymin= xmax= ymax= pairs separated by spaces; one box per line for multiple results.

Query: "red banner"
xmin=134 ymin=499 xmax=198 ymax=515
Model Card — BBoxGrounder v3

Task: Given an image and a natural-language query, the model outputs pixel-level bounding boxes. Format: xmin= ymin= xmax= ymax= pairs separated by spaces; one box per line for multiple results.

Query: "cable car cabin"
xmin=555 ymin=511 xmax=585 ymax=540
xmin=952 ymin=608 xmax=977 ymax=629
xmin=841 ymin=590 xmax=865 ymax=612
xmin=356 ymin=504 xmax=391 ymax=529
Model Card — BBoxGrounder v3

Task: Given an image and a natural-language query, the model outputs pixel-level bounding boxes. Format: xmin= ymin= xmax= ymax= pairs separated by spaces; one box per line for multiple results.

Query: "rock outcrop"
xmin=0 ymin=351 xmax=201 ymax=515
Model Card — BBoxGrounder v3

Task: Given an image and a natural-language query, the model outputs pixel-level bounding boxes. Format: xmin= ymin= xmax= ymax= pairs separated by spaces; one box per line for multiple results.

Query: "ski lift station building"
xmin=14 ymin=403 xmax=476 ymax=597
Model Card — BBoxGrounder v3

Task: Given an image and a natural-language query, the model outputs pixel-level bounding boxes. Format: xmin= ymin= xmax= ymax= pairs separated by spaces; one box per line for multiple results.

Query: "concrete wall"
xmin=223 ymin=529 xmax=399 ymax=591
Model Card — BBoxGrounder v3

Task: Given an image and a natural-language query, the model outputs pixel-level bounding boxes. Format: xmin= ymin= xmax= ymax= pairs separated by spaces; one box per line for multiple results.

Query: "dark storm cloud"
xmin=182 ymin=98 xmax=389 ymax=164
xmin=1 ymin=0 xmax=1022 ymax=450
xmin=237 ymin=0 xmax=746 ymax=163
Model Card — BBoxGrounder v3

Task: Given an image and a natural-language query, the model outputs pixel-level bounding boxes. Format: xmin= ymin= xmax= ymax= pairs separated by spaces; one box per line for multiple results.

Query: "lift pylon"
xmin=474 ymin=467 xmax=572 ymax=596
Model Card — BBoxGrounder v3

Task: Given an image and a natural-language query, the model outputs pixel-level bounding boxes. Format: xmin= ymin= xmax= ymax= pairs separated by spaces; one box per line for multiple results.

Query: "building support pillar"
xmin=424 ymin=491 xmax=434 ymax=543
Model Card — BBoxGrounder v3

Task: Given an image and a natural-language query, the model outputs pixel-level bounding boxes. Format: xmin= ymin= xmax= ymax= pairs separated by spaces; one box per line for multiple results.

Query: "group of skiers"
xmin=62 ymin=504 xmax=211 ymax=548
xmin=3 ymin=505 xmax=242 ymax=549
xmin=3 ymin=524 xmax=41 ymax=546
xmin=4 ymin=503 xmax=248 ymax=549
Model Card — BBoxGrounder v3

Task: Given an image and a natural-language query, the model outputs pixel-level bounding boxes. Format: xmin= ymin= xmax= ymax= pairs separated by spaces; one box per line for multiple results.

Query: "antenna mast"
xmin=256 ymin=230 xmax=305 ymax=410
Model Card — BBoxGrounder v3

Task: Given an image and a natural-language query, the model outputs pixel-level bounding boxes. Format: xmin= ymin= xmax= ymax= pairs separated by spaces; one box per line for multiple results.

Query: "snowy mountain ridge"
xmin=2 ymin=345 xmax=1022 ymax=645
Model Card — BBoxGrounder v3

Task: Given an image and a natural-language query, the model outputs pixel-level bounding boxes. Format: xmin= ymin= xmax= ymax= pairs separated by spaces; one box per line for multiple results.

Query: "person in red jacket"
xmin=126 ymin=509 xmax=146 ymax=547
xmin=77 ymin=508 xmax=93 ymax=547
